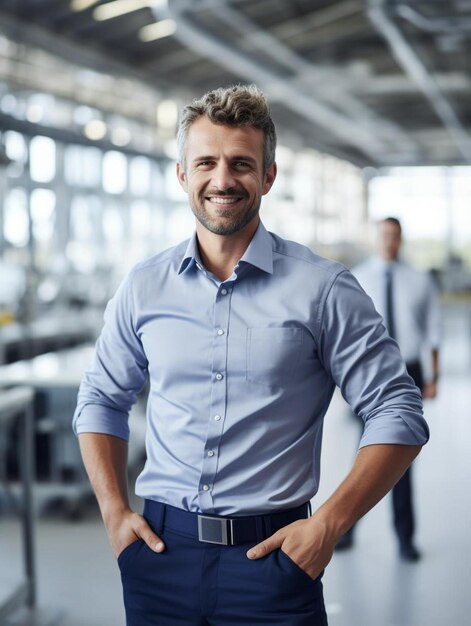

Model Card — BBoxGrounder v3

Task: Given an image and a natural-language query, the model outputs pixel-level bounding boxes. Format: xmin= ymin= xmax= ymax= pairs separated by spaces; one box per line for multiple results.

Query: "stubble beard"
xmin=190 ymin=195 xmax=261 ymax=236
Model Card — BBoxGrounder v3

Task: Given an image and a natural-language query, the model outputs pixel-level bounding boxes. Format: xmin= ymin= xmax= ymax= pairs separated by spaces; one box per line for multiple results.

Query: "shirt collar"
xmin=177 ymin=232 xmax=202 ymax=275
xmin=373 ymin=256 xmax=401 ymax=271
xmin=238 ymin=221 xmax=273 ymax=274
xmin=177 ymin=221 xmax=274 ymax=276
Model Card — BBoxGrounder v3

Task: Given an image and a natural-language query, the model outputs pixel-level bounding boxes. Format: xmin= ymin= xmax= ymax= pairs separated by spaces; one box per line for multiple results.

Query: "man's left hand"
xmin=246 ymin=517 xmax=337 ymax=580
xmin=422 ymin=381 xmax=438 ymax=399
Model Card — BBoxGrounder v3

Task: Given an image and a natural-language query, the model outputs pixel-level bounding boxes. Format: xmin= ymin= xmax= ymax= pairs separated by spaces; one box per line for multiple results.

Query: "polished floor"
xmin=2 ymin=300 xmax=471 ymax=626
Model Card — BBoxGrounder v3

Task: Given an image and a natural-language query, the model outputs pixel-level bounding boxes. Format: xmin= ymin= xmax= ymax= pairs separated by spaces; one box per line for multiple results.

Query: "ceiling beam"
xmin=368 ymin=0 xmax=471 ymax=163
xmin=0 ymin=9 xmax=172 ymax=92
xmin=163 ymin=0 xmax=405 ymax=164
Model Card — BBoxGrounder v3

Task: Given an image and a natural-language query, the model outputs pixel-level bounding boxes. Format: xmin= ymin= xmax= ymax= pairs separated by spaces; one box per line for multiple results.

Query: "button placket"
xmin=198 ymin=283 xmax=233 ymax=510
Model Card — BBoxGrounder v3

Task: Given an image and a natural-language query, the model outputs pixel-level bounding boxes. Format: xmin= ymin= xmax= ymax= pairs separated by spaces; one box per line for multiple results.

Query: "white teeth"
xmin=207 ymin=197 xmax=240 ymax=204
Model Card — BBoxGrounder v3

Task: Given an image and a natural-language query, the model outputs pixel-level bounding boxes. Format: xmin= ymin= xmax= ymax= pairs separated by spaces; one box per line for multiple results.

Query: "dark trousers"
xmin=119 ymin=501 xmax=328 ymax=626
xmin=392 ymin=360 xmax=423 ymax=545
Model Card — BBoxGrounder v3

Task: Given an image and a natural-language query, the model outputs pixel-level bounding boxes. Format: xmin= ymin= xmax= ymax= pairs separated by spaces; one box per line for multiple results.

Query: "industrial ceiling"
xmin=1 ymin=0 xmax=471 ymax=167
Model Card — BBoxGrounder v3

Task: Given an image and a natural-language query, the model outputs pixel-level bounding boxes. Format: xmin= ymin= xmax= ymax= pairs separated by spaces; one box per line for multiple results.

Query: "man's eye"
xmin=233 ymin=161 xmax=250 ymax=168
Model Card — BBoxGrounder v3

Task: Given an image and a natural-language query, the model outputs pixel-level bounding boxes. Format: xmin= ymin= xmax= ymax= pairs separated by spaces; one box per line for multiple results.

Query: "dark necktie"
xmin=385 ymin=266 xmax=396 ymax=340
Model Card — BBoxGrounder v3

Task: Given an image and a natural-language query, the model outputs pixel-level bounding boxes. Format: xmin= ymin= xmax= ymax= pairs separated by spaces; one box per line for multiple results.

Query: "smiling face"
xmin=176 ymin=116 xmax=277 ymax=237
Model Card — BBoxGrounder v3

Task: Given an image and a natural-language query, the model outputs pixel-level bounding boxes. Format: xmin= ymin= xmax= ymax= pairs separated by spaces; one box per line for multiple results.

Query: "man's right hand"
xmin=108 ymin=509 xmax=165 ymax=559
xmin=77 ymin=434 xmax=165 ymax=559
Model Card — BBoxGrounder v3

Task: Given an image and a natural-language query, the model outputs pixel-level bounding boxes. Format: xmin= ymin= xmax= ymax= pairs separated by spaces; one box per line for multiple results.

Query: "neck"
xmin=195 ymin=217 xmax=260 ymax=281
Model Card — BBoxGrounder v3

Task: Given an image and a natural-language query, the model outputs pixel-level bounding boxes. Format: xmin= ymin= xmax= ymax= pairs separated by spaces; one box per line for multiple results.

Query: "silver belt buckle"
xmin=198 ymin=515 xmax=234 ymax=545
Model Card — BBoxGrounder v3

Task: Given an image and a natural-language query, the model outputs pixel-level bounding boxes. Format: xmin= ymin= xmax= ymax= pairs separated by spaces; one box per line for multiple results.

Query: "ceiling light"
xmin=84 ymin=119 xmax=107 ymax=141
xmin=93 ymin=0 xmax=167 ymax=21
xmin=26 ymin=104 xmax=44 ymax=124
xmin=139 ymin=18 xmax=176 ymax=42
xmin=111 ymin=127 xmax=132 ymax=146
xmin=70 ymin=0 xmax=100 ymax=12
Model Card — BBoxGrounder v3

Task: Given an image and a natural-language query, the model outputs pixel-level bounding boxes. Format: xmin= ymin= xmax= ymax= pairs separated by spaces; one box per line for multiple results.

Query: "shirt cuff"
xmin=73 ymin=403 xmax=130 ymax=441
xmin=359 ymin=412 xmax=430 ymax=448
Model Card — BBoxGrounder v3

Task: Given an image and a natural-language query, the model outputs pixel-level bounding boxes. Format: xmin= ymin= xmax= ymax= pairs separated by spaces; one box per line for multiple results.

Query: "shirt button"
xmin=202 ymin=484 xmax=210 ymax=491
xmin=217 ymin=328 xmax=225 ymax=336
xmin=214 ymin=414 xmax=221 ymax=421
xmin=220 ymin=289 xmax=228 ymax=295
xmin=207 ymin=450 xmax=215 ymax=457
xmin=215 ymin=372 xmax=223 ymax=380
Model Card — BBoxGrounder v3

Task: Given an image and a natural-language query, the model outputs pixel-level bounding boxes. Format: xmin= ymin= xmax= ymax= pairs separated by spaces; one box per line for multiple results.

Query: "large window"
xmin=263 ymin=148 xmax=366 ymax=259
xmin=130 ymin=156 xmax=151 ymax=196
xmin=3 ymin=187 xmax=29 ymax=247
xmin=64 ymin=145 xmax=102 ymax=187
xmin=1 ymin=127 xmax=372 ymax=301
xmin=30 ymin=136 xmax=56 ymax=183
xmin=102 ymin=150 xmax=127 ymax=195
xmin=369 ymin=167 xmax=471 ymax=269
xmin=4 ymin=131 xmax=27 ymax=178
xmin=31 ymin=188 xmax=56 ymax=267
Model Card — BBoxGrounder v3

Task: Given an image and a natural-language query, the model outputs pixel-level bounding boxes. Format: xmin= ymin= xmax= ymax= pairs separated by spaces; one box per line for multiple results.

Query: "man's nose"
xmin=211 ymin=163 xmax=237 ymax=191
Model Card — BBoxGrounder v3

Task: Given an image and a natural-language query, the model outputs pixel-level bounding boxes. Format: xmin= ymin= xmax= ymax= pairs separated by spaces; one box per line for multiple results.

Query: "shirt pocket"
xmin=246 ymin=327 xmax=304 ymax=387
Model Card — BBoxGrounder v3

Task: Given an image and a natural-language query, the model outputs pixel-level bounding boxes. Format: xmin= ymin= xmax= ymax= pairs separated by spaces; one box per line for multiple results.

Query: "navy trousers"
xmin=392 ymin=360 xmax=423 ymax=546
xmin=118 ymin=502 xmax=328 ymax=625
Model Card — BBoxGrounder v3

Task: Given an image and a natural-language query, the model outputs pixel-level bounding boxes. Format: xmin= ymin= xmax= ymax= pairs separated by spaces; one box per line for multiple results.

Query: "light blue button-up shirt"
xmin=353 ymin=257 xmax=440 ymax=365
xmin=73 ymin=222 xmax=429 ymax=515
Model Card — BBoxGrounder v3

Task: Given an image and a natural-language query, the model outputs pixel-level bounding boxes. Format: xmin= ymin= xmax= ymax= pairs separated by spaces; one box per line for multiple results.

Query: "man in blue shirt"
xmin=74 ymin=85 xmax=429 ymax=626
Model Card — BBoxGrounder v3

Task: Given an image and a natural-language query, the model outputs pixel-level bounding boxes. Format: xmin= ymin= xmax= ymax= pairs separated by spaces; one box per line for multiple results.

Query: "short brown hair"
xmin=177 ymin=84 xmax=277 ymax=171
xmin=381 ymin=217 xmax=402 ymax=233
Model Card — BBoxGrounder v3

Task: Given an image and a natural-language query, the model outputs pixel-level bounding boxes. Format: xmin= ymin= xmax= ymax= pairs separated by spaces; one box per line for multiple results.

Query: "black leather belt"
xmin=144 ymin=499 xmax=310 ymax=546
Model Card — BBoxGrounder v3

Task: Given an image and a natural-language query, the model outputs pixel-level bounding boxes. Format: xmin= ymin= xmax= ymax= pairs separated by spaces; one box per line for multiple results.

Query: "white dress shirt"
xmin=353 ymin=256 xmax=440 ymax=371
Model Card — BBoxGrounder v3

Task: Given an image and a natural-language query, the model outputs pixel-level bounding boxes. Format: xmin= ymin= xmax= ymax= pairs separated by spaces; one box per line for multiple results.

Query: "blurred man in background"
xmin=336 ymin=216 xmax=440 ymax=561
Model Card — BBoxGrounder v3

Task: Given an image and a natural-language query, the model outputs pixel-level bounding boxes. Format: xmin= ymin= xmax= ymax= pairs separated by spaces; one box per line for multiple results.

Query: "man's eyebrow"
xmin=191 ymin=155 xmax=258 ymax=165
xmin=231 ymin=155 xmax=257 ymax=164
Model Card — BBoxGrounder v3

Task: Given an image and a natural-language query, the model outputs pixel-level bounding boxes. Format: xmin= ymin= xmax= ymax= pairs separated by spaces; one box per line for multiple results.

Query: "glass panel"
xmin=165 ymin=205 xmax=194 ymax=246
xmin=151 ymin=161 xmax=165 ymax=196
xmin=30 ymin=188 xmax=56 ymax=242
xmin=67 ymin=195 xmax=103 ymax=274
xmin=4 ymin=188 xmax=29 ymax=247
xmin=70 ymin=195 xmax=97 ymax=242
xmin=64 ymin=145 xmax=102 ymax=187
xmin=103 ymin=205 xmax=124 ymax=242
xmin=82 ymin=147 xmax=102 ymax=187
xmin=103 ymin=151 xmax=127 ymax=194
xmin=130 ymin=156 xmax=151 ymax=195
xmin=165 ymin=162 xmax=186 ymax=201
xmin=64 ymin=145 xmax=81 ymax=185
xmin=4 ymin=131 xmax=27 ymax=163
xmin=368 ymin=167 xmax=449 ymax=268
xmin=130 ymin=200 xmax=151 ymax=238
xmin=30 ymin=136 xmax=56 ymax=183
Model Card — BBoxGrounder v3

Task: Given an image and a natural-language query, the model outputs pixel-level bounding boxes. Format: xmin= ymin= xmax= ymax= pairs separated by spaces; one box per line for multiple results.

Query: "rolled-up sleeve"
xmin=318 ymin=270 xmax=430 ymax=447
xmin=73 ymin=272 xmax=148 ymax=441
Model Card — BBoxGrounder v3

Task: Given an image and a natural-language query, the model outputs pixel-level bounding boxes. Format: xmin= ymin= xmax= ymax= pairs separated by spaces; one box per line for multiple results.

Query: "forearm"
xmin=312 ymin=443 xmax=422 ymax=538
xmin=79 ymin=432 xmax=131 ymax=529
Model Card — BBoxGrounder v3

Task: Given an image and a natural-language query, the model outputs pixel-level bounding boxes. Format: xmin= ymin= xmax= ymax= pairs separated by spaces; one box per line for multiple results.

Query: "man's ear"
xmin=262 ymin=162 xmax=277 ymax=195
xmin=176 ymin=162 xmax=188 ymax=192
